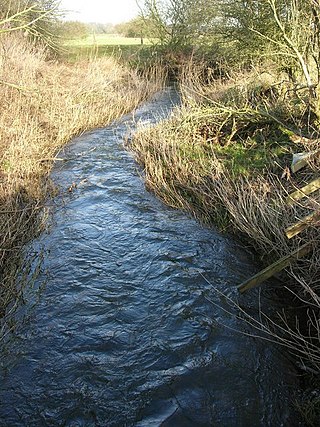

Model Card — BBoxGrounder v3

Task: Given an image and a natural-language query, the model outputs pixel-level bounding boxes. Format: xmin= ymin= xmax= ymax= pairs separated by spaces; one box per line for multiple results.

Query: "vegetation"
xmin=61 ymin=34 xmax=157 ymax=66
xmin=65 ymin=34 xmax=154 ymax=47
xmin=58 ymin=20 xmax=88 ymax=40
xmin=115 ymin=16 xmax=155 ymax=39
xmin=0 ymin=7 xmax=164 ymax=338
xmin=0 ymin=0 xmax=62 ymax=49
xmin=140 ymin=0 xmax=217 ymax=47
xmin=86 ymin=22 xmax=115 ymax=35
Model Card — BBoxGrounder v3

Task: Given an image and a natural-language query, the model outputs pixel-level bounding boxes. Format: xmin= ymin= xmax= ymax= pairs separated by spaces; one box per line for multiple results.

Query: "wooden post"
xmin=286 ymin=177 xmax=320 ymax=206
xmin=238 ymin=243 xmax=312 ymax=293
xmin=285 ymin=211 xmax=320 ymax=239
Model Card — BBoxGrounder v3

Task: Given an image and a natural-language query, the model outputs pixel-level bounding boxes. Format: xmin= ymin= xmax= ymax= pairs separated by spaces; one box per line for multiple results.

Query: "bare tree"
xmin=139 ymin=0 xmax=218 ymax=47
xmin=0 ymin=0 xmax=61 ymax=49
xmin=258 ymin=0 xmax=319 ymax=97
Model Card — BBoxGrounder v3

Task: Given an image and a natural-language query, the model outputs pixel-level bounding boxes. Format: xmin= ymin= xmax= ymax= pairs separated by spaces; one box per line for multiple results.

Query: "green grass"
xmin=62 ymin=34 xmax=157 ymax=64
xmin=65 ymin=33 xmax=156 ymax=47
xmin=214 ymin=139 xmax=292 ymax=177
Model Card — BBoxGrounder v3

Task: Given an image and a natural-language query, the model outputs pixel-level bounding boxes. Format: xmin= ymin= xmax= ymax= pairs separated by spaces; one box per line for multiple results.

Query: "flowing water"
xmin=0 ymin=88 xmax=300 ymax=426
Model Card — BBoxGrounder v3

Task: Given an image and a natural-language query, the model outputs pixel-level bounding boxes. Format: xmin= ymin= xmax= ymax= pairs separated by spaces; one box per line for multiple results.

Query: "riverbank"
xmin=0 ymin=33 xmax=163 ymax=336
xmin=131 ymin=62 xmax=320 ymax=423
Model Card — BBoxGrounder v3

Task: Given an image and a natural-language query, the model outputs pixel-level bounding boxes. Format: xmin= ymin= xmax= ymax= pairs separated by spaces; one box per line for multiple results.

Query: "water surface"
xmin=0 ymin=88 xmax=299 ymax=426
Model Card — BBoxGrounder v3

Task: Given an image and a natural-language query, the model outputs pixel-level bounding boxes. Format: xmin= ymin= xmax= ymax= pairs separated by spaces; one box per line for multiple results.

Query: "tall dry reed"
xmin=0 ymin=33 xmax=164 ymax=336
xmin=131 ymin=60 xmax=320 ymax=376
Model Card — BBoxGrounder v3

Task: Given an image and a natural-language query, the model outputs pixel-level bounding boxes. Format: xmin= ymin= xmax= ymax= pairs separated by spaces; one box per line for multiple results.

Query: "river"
xmin=0 ymin=88 xmax=301 ymax=426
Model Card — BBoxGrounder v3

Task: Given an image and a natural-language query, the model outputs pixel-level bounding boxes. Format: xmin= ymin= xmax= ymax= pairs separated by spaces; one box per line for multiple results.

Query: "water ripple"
xmin=0 ymin=88 xmax=300 ymax=426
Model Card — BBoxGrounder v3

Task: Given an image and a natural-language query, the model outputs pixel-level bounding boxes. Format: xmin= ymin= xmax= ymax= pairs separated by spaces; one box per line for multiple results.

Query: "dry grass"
xmin=0 ymin=33 xmax=164 ymax=335
xmin=131 ymin=60 xmax=320 ymax=376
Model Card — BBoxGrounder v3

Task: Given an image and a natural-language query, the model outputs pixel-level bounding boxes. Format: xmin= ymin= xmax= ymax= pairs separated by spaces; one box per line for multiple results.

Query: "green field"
xmin=65 ymin=34 xmax=155 ymax=47
xmin=63 ymin=34 xmax=157 ymax=63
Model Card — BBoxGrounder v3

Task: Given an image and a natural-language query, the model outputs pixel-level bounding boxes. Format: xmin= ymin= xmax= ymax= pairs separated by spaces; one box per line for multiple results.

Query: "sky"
xmin=59 ymin=0 xmax=141 ymax=24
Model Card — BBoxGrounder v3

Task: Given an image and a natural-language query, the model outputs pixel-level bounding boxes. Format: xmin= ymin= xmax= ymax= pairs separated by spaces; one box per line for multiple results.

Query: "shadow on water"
xmin=0 ymin=88 xmax=301 ymax=426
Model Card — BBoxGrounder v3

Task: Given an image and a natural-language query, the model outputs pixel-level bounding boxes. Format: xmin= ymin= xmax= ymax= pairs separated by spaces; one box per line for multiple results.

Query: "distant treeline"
xmin=59 ymin=18 xmax=154 ymax=40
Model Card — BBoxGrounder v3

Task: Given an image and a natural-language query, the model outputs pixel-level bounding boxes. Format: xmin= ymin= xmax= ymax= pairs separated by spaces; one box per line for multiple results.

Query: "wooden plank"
xmin=285 ymin=210 xmax=320 ymax=239
xmin=238 ymin=243 xmax=312 ymax=293
xmin=286 ymin=177 xmax=320 ymax=206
